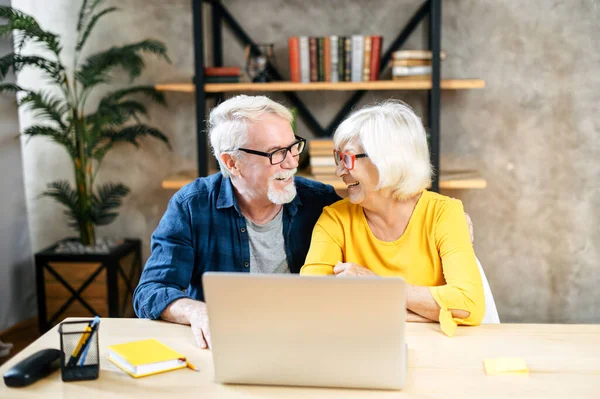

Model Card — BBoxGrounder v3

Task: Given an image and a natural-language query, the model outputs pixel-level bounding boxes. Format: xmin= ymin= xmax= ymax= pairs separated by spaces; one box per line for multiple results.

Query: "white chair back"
xmin=476 ymin=257 xmax=500 ymax=324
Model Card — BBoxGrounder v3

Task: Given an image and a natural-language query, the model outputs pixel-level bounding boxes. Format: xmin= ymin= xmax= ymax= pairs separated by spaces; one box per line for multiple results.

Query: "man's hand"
xmin=160 ymin=298 xmax=212 ymax=349
xmin=189 ymin=302 xmax=212 ymax=349
xmin=333 ymin=262 xmax=376 ymax=277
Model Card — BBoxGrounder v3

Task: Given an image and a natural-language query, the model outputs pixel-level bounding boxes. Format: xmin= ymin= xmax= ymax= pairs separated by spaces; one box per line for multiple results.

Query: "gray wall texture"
xmin=10 ymin=0 xmax=600 ymax=324
xmin=0 ymin=0 xmax=35 ymax=331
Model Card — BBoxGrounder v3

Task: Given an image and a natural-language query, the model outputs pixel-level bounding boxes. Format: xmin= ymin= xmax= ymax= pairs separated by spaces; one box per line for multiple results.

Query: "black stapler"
xmin=3 ymin=348 xmax=61 ymax=387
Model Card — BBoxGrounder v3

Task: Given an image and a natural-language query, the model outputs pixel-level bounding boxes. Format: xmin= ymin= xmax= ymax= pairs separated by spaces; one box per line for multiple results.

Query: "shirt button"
xmin=241 ymin=227 xmax=246 ymax=233
xmin=244 ymin=262 xmax=249 ymax=268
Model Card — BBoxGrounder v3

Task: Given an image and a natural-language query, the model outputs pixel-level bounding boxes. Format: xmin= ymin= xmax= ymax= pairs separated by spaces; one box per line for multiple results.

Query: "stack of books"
xmin=288 ymin=35 xmax=382 ymax=83
xmin=204 ymin=66 xmax=240 ymax=83
xmin=391 ymin=50 xmax=446 ymax=80
xmin=308 ymin=139 xmax=337 ymax=184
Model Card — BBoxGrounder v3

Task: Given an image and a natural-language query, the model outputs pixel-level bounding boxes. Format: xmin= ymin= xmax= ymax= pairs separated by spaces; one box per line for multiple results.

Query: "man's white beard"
xmin=267 ymin=169 xmax=297 ymax=204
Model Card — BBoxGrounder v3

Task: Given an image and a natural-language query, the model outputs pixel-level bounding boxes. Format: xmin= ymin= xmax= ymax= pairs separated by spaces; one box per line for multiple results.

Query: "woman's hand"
xmin=333 ymin=262 xmax=376 ymax=277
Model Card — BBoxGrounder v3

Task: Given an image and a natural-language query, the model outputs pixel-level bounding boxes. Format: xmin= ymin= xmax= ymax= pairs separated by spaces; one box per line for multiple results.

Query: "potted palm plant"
xmin=0 ymin=0 xmax=171 ymax=246
xmin=0 ymin=0 xmax=171 ymax=331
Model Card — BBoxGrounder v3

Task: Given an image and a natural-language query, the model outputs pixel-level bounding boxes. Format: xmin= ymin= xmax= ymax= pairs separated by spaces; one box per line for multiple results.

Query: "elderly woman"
xmin=300 ymin=101 xmax=485 ymax=336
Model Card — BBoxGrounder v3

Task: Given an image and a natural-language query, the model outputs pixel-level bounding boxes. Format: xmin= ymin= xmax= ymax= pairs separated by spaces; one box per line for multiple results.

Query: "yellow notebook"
xmin=108 ymin=338 xmax=188 ymax=378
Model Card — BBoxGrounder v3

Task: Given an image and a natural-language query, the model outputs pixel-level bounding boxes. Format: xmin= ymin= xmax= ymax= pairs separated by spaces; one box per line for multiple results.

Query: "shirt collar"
xmin=216 ymin=174 xmax=303 ymax=217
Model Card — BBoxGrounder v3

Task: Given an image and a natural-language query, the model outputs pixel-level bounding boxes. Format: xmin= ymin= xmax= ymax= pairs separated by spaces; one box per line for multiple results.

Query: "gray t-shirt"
xmin=246 ymin=209 xmax=290 ymax=274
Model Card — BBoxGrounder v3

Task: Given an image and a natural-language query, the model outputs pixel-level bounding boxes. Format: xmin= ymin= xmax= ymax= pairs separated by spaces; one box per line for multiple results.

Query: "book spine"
xmin=337 ymin=36 xmax=345 ymax=82
xmin=288 ymin=37 xmax=301 ymax=82
xmin=317 ymin=37 xmax=325 ymax=82
xmin=309 ymin=37 xmax=318 ymax=82
xmin=205 ymin=76 xmax=240 ymax=83
xmin=299 ymin=36 xmax=310 ymax=83
xmin=204 ymin=67 xmax=240 ymax=77
xmin=392 ymin=50 xmax=446 ymax=60
xmin=351 ymin=35 xmax=364 ymax=82
xmin=392 ymin=65 xmax=433 ymax=76
xmin=344 ymin=37 xmax=352 ymax=81
xmin=324 ymin=36 xmax=331 ymax=82
xmin=393 ymin=59 xmax=431 ymax=67
xmin=369 ymin=35 xmax=382 ymax=81
xmin=362 ymin=36 xmax=372 ymax=82
xmin=330 ymin=36 xmax=339 ymax=82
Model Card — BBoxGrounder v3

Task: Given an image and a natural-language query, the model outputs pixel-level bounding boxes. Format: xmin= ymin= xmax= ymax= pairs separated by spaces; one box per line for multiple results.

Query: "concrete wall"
xmin=0 ymin=0 xmax=35 ymax=331
xmin=11 ymin=0 xmax=599 ymax=323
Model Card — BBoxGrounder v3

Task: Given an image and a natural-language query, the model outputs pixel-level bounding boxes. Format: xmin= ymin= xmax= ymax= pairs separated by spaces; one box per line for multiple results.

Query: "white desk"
xmin=1 ymin=318 xmax=599 ymax=398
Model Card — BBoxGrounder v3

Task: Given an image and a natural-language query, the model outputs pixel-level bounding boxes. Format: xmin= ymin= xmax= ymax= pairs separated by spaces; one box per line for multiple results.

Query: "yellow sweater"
xmin=301 ymin=190 xmax=485 ymax=333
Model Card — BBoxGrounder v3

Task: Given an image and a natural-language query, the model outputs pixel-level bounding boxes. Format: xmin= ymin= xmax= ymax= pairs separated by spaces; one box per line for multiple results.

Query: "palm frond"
xmin=0 ymin=6 xmax=61 ymax=55
xmin=23 ymin=125 xmax=74 ymax=155
xmin=40 ymin=180 xmax=81 ymax=228
xmin=99 ymin=85 xmax=166 ymax=106
xmin=19 ymin=91 xmax=67 ymax=129
xmin=87 ymin=100 xmax=148 ymax=130
xmin=0 ymin=53 xmax=64 ymax=83
xmin=91 ymin=182 xmax=129 ymax=225
xmin=0 ymin=83 xmax=25 ymax=93
xmin=75 ymin=40 xmax=170 ymax=89
xmin=91 ymin=124 xmax=171 ymax=160
xmin=76 ymin=0 xmax=103 ymax=32
xmin=107 ymin=124 xmax=170 ymax=148
xmin=76 ymin=7 xmax=119 ymax=52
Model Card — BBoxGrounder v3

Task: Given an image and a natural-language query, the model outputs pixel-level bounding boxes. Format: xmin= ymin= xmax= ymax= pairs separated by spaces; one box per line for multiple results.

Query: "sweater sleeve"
xmin=300 ymin=207 xmax=344 ymax=275
xmin=429 ymin=200 xmax=485 ymax=331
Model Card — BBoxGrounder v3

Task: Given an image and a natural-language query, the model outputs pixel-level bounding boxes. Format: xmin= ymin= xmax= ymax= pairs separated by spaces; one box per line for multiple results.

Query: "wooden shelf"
xmin=161 ymin=170 xmax=487 ymax=191
xmin=155 ymin=79 xmax=485 ymax=93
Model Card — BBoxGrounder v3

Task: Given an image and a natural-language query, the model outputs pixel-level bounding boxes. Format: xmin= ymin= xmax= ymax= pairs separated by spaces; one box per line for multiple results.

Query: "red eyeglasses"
xmin=333 ymin=149 xmax=368 ymax=170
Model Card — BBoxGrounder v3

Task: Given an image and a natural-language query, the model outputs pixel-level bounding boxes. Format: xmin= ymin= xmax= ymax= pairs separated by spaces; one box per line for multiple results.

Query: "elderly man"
xmin=133 ymin=95 xmax=340 ymax=349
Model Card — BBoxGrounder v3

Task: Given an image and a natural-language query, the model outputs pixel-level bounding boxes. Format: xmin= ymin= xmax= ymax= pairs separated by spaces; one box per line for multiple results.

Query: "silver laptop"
xmin=203 ymin=272 xmax=407 ymax=390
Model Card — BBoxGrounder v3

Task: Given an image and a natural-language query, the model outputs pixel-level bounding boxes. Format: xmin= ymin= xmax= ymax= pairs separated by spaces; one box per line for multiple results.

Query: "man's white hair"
xmin=208 ymin=95 xmax=293 ymax=177
xmin=333 ymin=100 xmax=432 ymax=200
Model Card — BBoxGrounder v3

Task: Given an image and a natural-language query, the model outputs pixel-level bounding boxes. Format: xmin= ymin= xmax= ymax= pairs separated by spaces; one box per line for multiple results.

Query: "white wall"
xmin=0 ymin=0 xmax=35 ymax=331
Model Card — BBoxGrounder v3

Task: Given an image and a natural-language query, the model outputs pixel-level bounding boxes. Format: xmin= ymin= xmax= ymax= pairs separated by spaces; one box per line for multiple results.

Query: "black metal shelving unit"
xmin=192 ymin=0 xmax=443 ymax=191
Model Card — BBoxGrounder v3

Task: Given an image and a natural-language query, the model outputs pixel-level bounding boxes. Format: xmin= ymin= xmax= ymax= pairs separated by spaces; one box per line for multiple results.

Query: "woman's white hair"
xmin=209 ymin=95 xmax=293 ymax=177
xmin=333 ymin=100 xmax=432 ymax=200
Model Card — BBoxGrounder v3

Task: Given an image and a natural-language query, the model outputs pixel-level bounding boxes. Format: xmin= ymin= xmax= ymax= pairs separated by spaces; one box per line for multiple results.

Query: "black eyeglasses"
xmin=237 ymin=135 xmax=306 ymax=165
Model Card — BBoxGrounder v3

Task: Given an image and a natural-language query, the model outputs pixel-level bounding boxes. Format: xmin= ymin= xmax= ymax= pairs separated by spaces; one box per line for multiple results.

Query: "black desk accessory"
xmin=3 ymin=348 xmax=61 ymax=387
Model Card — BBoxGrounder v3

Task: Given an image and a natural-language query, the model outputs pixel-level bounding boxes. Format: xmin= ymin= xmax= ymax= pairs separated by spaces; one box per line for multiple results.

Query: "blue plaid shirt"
xmin=133 ymin=172 xmax=340 ymax=319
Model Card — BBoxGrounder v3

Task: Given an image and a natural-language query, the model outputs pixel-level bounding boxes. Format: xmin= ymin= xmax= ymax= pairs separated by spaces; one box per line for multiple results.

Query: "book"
xmin=309 ymin=139 xmax=334 ymax=149
xmin=337 ymin=36 xmax=345 ymax=82
xmin=344 ymin=37 xmax=352 ymax=81
xmin=362 ymin=36 xmax=372 ymax=82
xmin=369 ymin=35 xmax=382 ymax=81
xmin=392 ymin=58 xmax=431 ymax=67
xmin=309 ymin=149 xmax=335 ymax=157
xmin=317 ymin=37 xmax=325 ymax=82
xmin=311 ymin=165 xmax=338 ymax=175
xmin=330 ymin=35 xmax=339 ymax=82
xmin=299 ymin=36 xmax=310 ymax=83
xmin=205 ymin=76 xmax=240 ymax=83
xmin=351 ymin=35 xmax=364 ymax=82
xmin=392 ymin=75 xmax=431 ymax=81
xmin=310 ymin=156 xmax=336 ymax=167
xmin=204 ymin=66 xmax=240 ymax=77
xmin=392 ymin=65 xmax=433 ymax=76
xmin=288 ymin=37 xmax=301 ymax=82
xmin=108 ymin=338 xmax=188 ymax=378
xmin=309 ymin=37 xmax=318 ymax=82
xmin=392 ymin=50 xmax=447 ymax=60
xmin=324 ymin=36 xmax=331 ymax=82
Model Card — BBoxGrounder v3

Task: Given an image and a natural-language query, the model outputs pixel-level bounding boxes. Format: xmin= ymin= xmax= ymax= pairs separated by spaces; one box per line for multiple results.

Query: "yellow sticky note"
xmin=484 ymin=358 xmax=529 ymax=376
